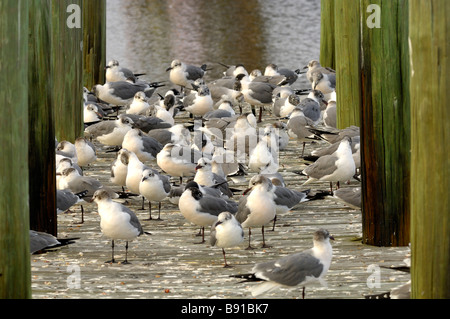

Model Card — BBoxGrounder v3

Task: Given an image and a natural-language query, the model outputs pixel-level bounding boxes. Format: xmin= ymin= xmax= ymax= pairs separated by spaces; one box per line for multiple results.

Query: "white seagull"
xmin=92 ymin=189 xmax=144 ymax=264
xmin=139 ymin=168 xmax=171 ymax=220
xmin=235 ymin=175 xmax=277 ymax=249
xmin=210 ymin=212 xmax=244 ymax=267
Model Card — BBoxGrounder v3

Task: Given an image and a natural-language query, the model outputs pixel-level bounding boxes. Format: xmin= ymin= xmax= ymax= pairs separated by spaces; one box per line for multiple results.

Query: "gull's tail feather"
xmin=250 ymin=281 xmax=281 ymax=297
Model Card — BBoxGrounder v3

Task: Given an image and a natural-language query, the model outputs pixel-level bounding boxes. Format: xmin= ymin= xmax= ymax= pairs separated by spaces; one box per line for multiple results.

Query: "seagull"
xmin=298 ymin=90 xmax=325 ymax=125
xmin=305 ymin=135 xmax=361 ymax=172
xmin=312 ymin=71 xmax=336 ymax=99
xmin=332 ymin=187 xmax=361 ymax=209
xmin=194 ymin=157 xmax=234 ymax=198
xmin=125 ymin=114 xmax=172 ymax=133
xmin=235 ymin=73 xmax=277 ymax=123
xmin=178 ymin=186 xmax=238 ymax=243
xmin=156 ymin=143 xmax=206 ymax=183
xmin=235 ymin=175 xmax=277 ymax=249
xmin=182 ymin=84 xmax=214 ymax=117
xmin=204 ymin=99 xmax=237 ymax=119
xmin=56 ymin=157 xmax=83 ymax=190
xmin=270 ymin=187 xmax=328 ymax=231
xmin=74 ymin=137 xmax=97 ymax=168
xmin=110 ymin=148 xmax=137 ymax=196
xmin=286 ymin=107 xmax=317 ymax=156
xmin=224 ymin=113 xmax=259 ymax=158
xmin=91 ymin=81 xmax=156 ymax=106
xmin=56 ymin=189 xmax=87 ymax=214
xmin=279 ymin=93 xmax=301 ymax=118
xmin=56 ymin=140 xmax=77 ymax=163
xmin=272 ymin=89 xmax=291 ymax=117
xmin=146 ymin=124 xmax=191 ymax=147
xmin=92 ymin=189 xmax=144 ymax=264
xmin=126 ymin=91 xmax=151 ymax=115
xmin=29 ymin=230 xmax=77 ymax=254
xmin=151 ymin=103 xmax=175 ymax=126
xmin=139 ymin=168 xmax=171 ymax=220
xmin=166 ymin=59 xmax=207 ymax=90
xmin=210 ymin=211 xmax=244 ymax=268
xmin=122 ymin=128 xmax=163 ymax=163
xmin=125 ymin=151 xmax=154 ymax=209
xmin=264 ymin=63 xmax=298 ymax=85
xmin=84 ymin=103 xmax=104 ymax=124
xmin=217 ymin=62 xmax=248 ymax=78
xmin=302 ymin=136 xmax=356 ymax=192
xmin=58 ymin=167 xmax=117 ymax=223
xmin=248 ymin=128 xmax=279 ymax=174
xmin=266 ymin=122 xmax=289 ymax=151
xmin=105 ymin=59 xmax=146 ymax=83
xmin=84 ymin=114 xmax=134 ymax=147
xmin=303 ymin=60 xmax=335 ymax=83
xmin=207 ymin=84 xmax=244 ymax=110
xmin=323 ymin=91 xmax=337 ymax=128
xmin=230 ymin=228 xmax=334 ymax=298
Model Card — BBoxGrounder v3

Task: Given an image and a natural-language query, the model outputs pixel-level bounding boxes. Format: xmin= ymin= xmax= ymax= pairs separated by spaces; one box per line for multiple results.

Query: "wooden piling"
xmin=334 ymin=0 xmax=361 ymax=128
xmin=409 ymin=0 xmax=450 ymax=299
xmin=319 ymin=0 xmax=336 ymax=70
xmin=28 ymin=0 xmax=57 ymax=236
xmin=360 ymin=0 xmax=410 ymax=247
xmin=52 ymin=0 xmax=84 ymax=143
xmin=82 ymin=0 xmax=106 ymax=90
xmin=0 ymin=0 xmax=31 ymax=299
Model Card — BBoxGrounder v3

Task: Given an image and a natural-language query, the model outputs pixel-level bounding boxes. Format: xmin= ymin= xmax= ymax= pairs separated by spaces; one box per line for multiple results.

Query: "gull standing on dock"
xmin=166 ymin=59 xmax=207 ymax=90
xmin=235 ymin=175 xmax=277 ymax=249
xmin=139 ymin=168 xmax=171 ymax=220
xmin=74 ymin=137 xmax=97 ymax=168
xmin=156 ymin=143 xmax=206 ymax=183
xmin=126 ymin=91 xmax=151 ymax=115
xmin=194 ymin=157 xmax=234 ymax=198
xmin=105 ymin=59 xmax=146 ymax=83
xmin=301 ymin=136 xmax=356 ymax=192
xmin=92 ymin=189 xmax=144 ymax=264
xmin=122 ymin=128 xmax=163 ymax=163
xmin=182 ymin=84 xmax=214 ymax=117
xmin=210 ymin=211 xmax=244 ymax=268
xmin=84 ymin=114 xmax=134 ymax=147
xmin=230 ymin=229 xmax=334 ymax=298
xmin=178 ymin=186 xmax=238 ymax=243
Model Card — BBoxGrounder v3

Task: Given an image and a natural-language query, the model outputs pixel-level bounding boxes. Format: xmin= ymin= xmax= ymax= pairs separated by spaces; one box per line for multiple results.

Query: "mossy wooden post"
xmin=52 ymin=0 xmax=84 ymax=142
xmin=334 ymin=0 xmax=361 ymax=128
xmin=319 ymin=0 xmax=335 ymax=70
xmin=83 ymin=0 xmax=106 ymax=89
xmin=410 ymin=0 xmax=450 ymax=299
xmin=28 ymin=0 xmax=57 ymax=236
xmin=360 ymin=0 xmax=410 ymax=246
xmin=0 ymin=0 xmax=31 ymax=298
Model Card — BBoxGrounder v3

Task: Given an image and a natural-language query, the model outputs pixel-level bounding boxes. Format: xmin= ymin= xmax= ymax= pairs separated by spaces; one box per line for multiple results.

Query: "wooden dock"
xmin=31 ymin=110 xmax=410 ymax=300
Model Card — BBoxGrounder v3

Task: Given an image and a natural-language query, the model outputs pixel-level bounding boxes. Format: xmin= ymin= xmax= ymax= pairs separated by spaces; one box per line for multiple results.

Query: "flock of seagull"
xmin=34 ymin=57 xmax=364 ymax=298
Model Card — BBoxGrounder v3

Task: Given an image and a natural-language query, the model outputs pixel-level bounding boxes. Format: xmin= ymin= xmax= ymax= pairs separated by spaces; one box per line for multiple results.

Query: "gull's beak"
xmin=195 ymin=164 xmax=202 ymax=170
xmin=105 ymin=66 xmax=110 ymax=70
xmin=166 ymin=66 xmax=172 ymax=72
xmin=329 ymin=235 xmax=335 ymax=241
xmin=243 ymin=186 xmax=253 ymax=195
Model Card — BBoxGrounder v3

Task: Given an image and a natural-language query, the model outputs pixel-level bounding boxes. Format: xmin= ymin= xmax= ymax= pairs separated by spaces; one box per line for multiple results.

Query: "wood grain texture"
xmin=82 ymin=0 xmax=106 ymax=90
xmin=409 ymin=0 xmax=450 ymax=299
xmin=28 ymin=0 xmax=57 ymax=236
xmin=360 ymin=0 xmax=410 ymax=247
xmin=0 ymin=0 xmax=31 ymax=299
xmin=52 ymin=0 xmax=84 ymax=142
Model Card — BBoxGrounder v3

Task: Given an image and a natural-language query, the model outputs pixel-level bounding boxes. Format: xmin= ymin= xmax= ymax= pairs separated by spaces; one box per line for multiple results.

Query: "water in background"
xmin=106 ymin=0 xmax=321 ymax=89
